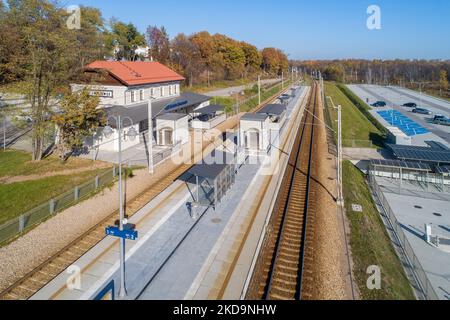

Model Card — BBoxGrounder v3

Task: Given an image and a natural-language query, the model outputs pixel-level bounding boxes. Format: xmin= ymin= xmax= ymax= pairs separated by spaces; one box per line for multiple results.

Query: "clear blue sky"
xmin=72 ymin=0 xmax=450 ymax=60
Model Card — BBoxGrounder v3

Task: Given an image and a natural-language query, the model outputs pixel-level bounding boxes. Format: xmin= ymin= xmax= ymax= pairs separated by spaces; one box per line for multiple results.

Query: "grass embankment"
xmin=187 ymin=78 xmax=256 ymax=94
xmin=337 ymin=84 xmax=388 ymax=136
xmin=208 ymin=80 xmax=293 ymax=114
xmin=324 ymin=82 xmax=384 ymax=148
xmin=0 ymin=150 xmax=113 ymax=224
xmin=343 ymin=161 xmax=415 ymax=300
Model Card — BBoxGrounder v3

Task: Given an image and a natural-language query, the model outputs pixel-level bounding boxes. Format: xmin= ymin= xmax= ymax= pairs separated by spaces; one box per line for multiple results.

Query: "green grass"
xmin=0 ymin=149 xmax=107 ymax=177
xmin=324 ymin=82 xmax=384 ymax=148
xmin=343 ymin=161 xmax=415 ymax=300
xmin=208 ymin=81 xmax=293 ymax=114
xmin=0 ymin=168 xmax=110 ymax=225
xmin=186 ymin=78 xmax=254 ymax=94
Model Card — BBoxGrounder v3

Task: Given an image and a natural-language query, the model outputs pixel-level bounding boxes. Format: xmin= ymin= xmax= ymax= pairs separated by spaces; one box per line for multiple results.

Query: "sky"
xmin=70 ymin=0 xmax=450 ymax=60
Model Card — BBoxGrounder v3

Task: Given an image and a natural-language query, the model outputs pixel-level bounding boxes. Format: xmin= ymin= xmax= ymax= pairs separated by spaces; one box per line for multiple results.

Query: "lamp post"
xmin=103 ymin=115 xmax=137 ymax=298
xmin=326 ymin=96 xmax=344 ymax=207
xmin=258 ymin=75 xmax=261 ymax=106
xmin=148 ymin=97 xmax=154 ymax=174
xmin=232 ymin=90 xmax=245 ymax=168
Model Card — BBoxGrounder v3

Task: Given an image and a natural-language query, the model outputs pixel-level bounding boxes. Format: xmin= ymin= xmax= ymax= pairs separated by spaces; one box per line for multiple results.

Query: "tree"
xmin=53 ymin=88 xmax=105 ymax=161
xmin=240 ymin=42 xmax=262 ymax=76
xmin=146 ymin=25 xmax=170 ymax=64
xmin=440 ymin=70 xmax=448 ymax=96
xmin=190 ymin=31 xmax=223 ymax=83
xmin=106 ymin=20 xmax=145 ymax=61
xmin=213 ymin=34 xmax=245 ymax=80
xmin=73 ymin=6 xmax=109 ymax=70
xmin=0 ymin=0 xmax=82 ymax=160
xmin=261 ymin=48 xmax=288 ymax=75
xmin=171 ymin=33 xmax=204 ymax=86
xmin=323 ymin=65 xmax=344 ymax=82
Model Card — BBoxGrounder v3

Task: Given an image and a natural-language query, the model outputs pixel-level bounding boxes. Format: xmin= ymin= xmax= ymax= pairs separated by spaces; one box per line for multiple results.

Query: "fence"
xmin=0 ymin=166 xmax=119 ymax=246
xmin=229 ymin=79 xmax=294 ymax=114
xmin=343 ymin=139 xmax=374 ymax=148
xmin=368 ymin=173 xmax=440 ymax=300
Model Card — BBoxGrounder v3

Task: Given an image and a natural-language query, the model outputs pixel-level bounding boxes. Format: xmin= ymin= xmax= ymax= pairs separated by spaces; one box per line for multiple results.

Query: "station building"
xmin=71 ymin=60 xmax=211 ymax=152
xmin=239 ymin=104 xmax=287 ymax=153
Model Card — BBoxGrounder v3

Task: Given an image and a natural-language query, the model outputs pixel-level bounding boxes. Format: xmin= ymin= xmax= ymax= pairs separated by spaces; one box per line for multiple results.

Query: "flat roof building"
xmin=155 ymin=113 xmax=189 ymax=147
xmin=239 ymin=104 xmax=287 ymax=154
xmin=186 ymin=151 xmax=236 ymax=208
xmin=191 ymin=104 xmax=227 ymax=130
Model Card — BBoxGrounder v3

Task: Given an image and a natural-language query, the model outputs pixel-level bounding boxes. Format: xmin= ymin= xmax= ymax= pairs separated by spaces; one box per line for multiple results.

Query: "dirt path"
xmin=309 ymin=93 xmax=357 ymax=300
xmin=0 ymin=162 xmax=112 ymax=184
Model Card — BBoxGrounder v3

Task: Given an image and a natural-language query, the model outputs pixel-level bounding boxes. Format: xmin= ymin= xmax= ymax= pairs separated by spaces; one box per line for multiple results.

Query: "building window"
xmin=131 ymin=90 xmax=136 ymax=103
xmin=161 ymin=86 xmax=165 ymax=97
xmin=151 ymin=88 xmax=155 ymax=98
xmin=140 ymin=89 xmax=144 ymax=101
xmin=169 ymin=85 xmax=173 ymax=95
xmin=174 ymin=85 xmax=178 ymax=94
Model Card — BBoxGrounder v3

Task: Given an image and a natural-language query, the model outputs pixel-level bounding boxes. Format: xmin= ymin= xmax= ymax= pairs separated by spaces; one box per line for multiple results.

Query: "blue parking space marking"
xmin=377 ymin=110 xmax=429 ymax=136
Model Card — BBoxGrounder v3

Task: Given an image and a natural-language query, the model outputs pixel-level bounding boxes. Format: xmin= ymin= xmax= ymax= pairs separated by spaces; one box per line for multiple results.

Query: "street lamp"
xmin=103 ymin=115 xmax=137 ymax=298
xmin=326 ymin=96 xmax=344 ymax=206
xmin=147 ymin=97 xmax=154 ymax=174
xmin=232 ymin=90 xmax=245 ymax=169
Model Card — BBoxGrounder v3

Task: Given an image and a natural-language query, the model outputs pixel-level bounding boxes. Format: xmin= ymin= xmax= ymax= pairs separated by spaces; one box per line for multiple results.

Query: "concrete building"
xmin=191 ymin=104 xmax=227 ymax=130
xmin=155 ymin=113 xmax=189 ymax=146
xmin=386 ymin=126 xmax=412 ymax=145
xmin=239 ymin=104 xmax=287 ymax=153
xmin=240 ymin=113 xmax=271 ymax=152
xmin=71 ymin=60 xmax=211 ymax=152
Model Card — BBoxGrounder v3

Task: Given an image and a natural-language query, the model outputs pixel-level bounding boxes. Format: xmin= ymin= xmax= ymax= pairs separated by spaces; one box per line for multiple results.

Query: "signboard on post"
xmin=105 ymin=225 xmax=138 ymax=241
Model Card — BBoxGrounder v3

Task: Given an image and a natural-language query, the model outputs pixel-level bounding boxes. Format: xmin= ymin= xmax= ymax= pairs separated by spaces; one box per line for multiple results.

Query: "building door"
xmin=164 ymin=129 xmax=173 ymax=145
xmin=247 ymin=130 xmax=260 ymax=150
xmin=158 ymin=128 xmax=174 ymax=145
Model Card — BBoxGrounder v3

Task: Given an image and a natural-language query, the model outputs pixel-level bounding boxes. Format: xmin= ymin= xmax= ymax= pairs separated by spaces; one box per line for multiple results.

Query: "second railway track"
xmin=246 ymin=82 xmax=320 ymax=300
xmin=0 ymin=83 xmax=296 ymax=300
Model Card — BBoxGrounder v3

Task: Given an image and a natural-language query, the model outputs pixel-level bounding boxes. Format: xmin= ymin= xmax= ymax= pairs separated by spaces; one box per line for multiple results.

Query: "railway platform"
xmin=28 ymin=85 xmax=308 ymax=300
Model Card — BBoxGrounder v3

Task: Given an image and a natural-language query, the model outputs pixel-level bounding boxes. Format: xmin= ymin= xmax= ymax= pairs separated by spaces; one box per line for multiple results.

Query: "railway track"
xmin=0 ymin=82 xmax=298 ymax=301
xmin=0 ymin=164 xmax=191 ymax=300
xmin=246 ymin=82 xmax=320 ymax=300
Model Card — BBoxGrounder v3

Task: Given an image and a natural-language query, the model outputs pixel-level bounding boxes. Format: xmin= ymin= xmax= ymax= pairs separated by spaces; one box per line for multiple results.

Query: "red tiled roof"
xmin=85 ymin=61 xmax=185 ymax=86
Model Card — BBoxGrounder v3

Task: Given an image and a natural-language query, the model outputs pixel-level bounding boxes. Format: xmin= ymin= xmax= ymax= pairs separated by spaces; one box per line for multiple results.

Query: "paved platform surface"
xmin=376 ymin=176 xmax=450 ymax=300
xmin=347 ymin=84 xmax=450 ymax=145
xmin=137 ymin=161 xmax=260 ymax=300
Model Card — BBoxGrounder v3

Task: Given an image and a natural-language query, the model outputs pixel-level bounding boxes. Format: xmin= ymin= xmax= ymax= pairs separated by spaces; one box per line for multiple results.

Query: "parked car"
xmin=371 ymin=101 xmax=387 ymax=107
xmin=412 ymin=107 xmax=432 ymax=115
xmin=402 ymin=102 xmax=417 ymax=108
xmin=432 ymin=115 xmax=450 ymax=126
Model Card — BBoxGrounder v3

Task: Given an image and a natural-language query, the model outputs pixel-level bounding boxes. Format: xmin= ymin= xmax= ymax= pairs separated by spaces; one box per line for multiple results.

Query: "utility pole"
xmin=258 ymin=75 xmax=261 ymax=106
xmin=148 ymin=98 xmax=154 ymax=174
xmin=117 ymin=116 xmax=127 ymax=298
xmin=337 ymin=104 xmax=344 ymax=207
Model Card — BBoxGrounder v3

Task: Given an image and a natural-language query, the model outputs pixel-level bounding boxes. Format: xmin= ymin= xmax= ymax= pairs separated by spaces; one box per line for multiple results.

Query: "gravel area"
xmin=0 ymin=117 xmax=240 ymax=293
xmin=309 ymin=98 xmax=357 ymax=300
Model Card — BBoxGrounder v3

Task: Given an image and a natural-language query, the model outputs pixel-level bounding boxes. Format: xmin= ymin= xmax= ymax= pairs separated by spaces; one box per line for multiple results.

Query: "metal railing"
xmin=368 ymin=173 xmax=440 ymax=300
xmin=343 ymin=139 xmax=374 ymax=148
xmin=0 ymin=166 xmax=119 ymax=246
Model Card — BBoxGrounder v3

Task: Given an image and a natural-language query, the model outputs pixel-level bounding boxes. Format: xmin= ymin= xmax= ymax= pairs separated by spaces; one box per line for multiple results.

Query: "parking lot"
xmin=347 ymin=84 xmax=450 ymax=145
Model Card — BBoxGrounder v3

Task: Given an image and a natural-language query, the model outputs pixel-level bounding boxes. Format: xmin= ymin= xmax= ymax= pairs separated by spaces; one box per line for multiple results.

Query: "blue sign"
xmin=165 ymin=100 xmax=188 ymax=111
xmin=105 ymin=226 xmax=138 ymax=241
